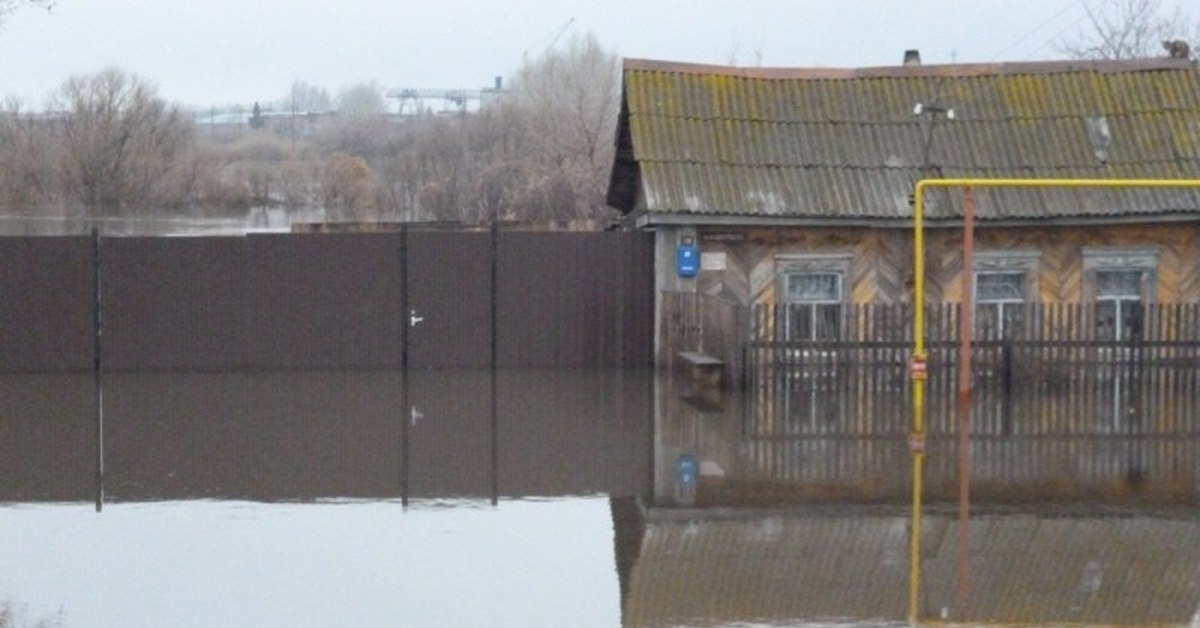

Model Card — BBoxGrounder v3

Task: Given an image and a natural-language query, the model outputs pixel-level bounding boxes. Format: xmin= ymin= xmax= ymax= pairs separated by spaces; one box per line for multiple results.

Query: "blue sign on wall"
xmin=676 ymin=454 xmax=698 ymax=489
xmin=677 ymin=244 xmax=699 ymax=278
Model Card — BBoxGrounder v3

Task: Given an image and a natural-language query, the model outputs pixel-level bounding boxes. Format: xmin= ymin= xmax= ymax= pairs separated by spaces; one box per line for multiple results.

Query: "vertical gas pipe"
xmin=908 ymin=181 xmax=929 ymax=624
xmin=957 ymin=187 xmax=976 ymax=619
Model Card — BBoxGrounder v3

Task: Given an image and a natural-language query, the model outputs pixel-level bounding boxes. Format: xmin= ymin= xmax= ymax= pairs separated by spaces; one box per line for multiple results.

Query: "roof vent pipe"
xmin=904 ymin=49 xmax=922 ymax=66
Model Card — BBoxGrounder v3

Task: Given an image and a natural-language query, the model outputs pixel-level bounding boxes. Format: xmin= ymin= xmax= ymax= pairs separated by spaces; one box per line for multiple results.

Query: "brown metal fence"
xmin=742 ymin=303 xmax=1200 ymax=501
xmin=0 ymin=230 xmax=654 ymax=372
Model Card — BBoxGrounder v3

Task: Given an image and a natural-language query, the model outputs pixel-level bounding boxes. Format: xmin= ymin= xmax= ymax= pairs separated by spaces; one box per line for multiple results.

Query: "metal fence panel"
xmin=104 ymin=237 xmax=247 ymax=370
xmin=244 ymin=233 xmax=403 ymax=369
xmin=1 ymin=231 xmax=654 ymax=372
xmin=0 ymin=236 xmax=93 ymax=372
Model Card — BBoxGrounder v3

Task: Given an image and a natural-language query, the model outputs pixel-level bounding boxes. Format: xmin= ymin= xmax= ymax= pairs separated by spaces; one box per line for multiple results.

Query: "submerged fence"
xmin=0 ymin=231 xmax=654 ymax=372
xmin=737 ymin=303 xmax=1200 ymax=501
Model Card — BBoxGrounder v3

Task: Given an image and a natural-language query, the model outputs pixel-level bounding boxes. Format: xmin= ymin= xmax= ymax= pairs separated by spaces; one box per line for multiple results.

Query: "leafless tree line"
xmin=0 ymin=33 xmax=621 ymax=228
xmin=1057 ymin=0 xmax=1198 ymax=60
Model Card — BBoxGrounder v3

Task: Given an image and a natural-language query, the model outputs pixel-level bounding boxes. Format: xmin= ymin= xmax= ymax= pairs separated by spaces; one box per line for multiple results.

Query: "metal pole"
xmin=956 ymin=188 xmax=976 ymax=619
xmin=92 ymin=228 xmax=104 ymax=513
xmin=490 ymin=219 xmax=499 ymax=507
xmin=399 ymin=225 xmax=410 ymax=508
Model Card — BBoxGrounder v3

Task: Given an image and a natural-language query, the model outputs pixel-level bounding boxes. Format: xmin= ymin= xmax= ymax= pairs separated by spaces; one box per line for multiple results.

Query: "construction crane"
xmin=385 ymin=77 xmax=505 ymax=116
xmin=385 ymin=88 xmax=479 ymax=114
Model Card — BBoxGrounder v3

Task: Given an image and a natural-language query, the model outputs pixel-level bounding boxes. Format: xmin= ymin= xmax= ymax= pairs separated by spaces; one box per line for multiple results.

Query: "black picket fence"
xmin=739 ymin=303 xmax=1200 ymax=501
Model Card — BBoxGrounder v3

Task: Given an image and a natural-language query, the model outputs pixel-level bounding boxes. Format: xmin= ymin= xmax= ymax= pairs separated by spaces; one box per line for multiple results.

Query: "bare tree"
xmin=335 ymin=81 xmax=386 ymax=117
xmin=0 ymin=31 xmax=626 ymax=228
xmin=0 ymin=0 xmax=51 ymax=26
xmin=319 ymin=152 xmax=378 ymax=220
xmin=1058 ymin=0 xmax=1198 ymax=59
xmin=0 ymin=98 xmax=57 ymax=207
xmin=282 ymin=80 xmax=332 ymax=114
xmin=51 ymin=68 xmax=195 ymax=215
xmin=505 ymin=32 xmax=621 ymax=223
xmin=317 ymin=81 xmax=393 ymax=162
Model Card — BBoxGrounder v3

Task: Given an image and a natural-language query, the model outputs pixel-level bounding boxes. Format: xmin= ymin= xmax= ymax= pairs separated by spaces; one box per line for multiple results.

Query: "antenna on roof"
xmin=913 ymin=78 xmax=956 ymax=177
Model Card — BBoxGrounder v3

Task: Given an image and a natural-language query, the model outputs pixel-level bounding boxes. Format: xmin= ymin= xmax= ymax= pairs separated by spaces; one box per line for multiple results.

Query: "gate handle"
xmin=409 ymin=309 xmax=424 ymax=327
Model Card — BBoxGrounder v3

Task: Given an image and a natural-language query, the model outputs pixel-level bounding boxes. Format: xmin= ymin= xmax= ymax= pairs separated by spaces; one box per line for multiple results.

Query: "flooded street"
xmin=1 ymin=498 xmax=620 ymax=628
xmin=1 ymin=368 xmax=1198 ymax=627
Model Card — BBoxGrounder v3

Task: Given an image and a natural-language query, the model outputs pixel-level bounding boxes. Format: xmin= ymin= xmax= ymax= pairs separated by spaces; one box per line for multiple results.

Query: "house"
xmin=606 ymin=54 xmax=1200 ymax=356
xmin=617 ymin=506 xmax=1200 ymax=625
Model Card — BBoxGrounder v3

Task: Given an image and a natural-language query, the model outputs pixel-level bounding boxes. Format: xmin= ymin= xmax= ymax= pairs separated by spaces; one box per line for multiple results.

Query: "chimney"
xmin=494 ymin=76 xmax=503 ymax=90
xmin=903 ymin=49 xmax=922 ymax=66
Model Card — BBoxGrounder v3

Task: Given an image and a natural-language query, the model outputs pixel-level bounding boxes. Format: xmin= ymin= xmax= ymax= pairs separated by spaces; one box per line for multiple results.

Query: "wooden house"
xmin=606 ymin=54 xmax=1200 ymax=357
xmin=618 ymin=508 xmax=1200 ymax=626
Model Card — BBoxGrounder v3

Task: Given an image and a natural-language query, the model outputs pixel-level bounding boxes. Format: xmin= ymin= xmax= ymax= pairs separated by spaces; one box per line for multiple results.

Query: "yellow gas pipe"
xmin=908 ymin=178 xmax=1200 ymax=625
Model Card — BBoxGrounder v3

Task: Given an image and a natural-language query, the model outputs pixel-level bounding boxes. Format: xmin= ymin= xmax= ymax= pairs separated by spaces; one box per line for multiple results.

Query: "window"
xmin=975 ymin=271 xmax=1026 ymax=339
xmin=1083 ymin=248 xmax=1156 ymax=342
xmin=776 ymin=254 xmax=849 ymax=342
xmin=1095 ymin=269 xmax=1146 ymax=341
xmin=973 ymin=251 xmax=1038 ymax=340
xmin=783 ymin=272 xmax=842 ymax=341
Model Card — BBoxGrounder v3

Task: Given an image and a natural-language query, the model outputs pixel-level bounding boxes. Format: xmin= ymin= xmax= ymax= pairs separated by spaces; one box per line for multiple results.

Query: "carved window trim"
xmin=774 ymin=254 xmax=851 ymax=341
xmin=973 ymin=250 xmax=1039 ymax=301
xmin=973 ymin=251 xmax=1039 ymax=339
xmin=1081 ymin=247 xmax=1158 ymax=304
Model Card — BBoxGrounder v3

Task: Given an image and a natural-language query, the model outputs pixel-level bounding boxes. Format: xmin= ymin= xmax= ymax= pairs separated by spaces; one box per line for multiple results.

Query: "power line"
xmin=545 ymin=17 xmax=574 ymax=51
xmin=988 ymin=0 xmax=1080 ymax=60
xmin=522 ymin=17 xmax=575 ymax=60
xmin=1031 ymin=2 xmax=1102 ymax=58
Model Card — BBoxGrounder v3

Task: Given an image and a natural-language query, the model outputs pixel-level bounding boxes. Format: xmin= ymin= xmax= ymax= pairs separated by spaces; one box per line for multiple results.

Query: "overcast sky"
xmin=0 ymin=0 xmax=1153 ymax=110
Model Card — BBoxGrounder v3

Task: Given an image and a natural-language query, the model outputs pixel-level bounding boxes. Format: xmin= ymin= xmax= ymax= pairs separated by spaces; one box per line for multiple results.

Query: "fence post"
xmin=490 ymin=220 xmax=499 ymax=506
xmin=398 ymin=225 xmax=410 ymax=507
xmin=92 ymin=228 xmax=104 ymax=513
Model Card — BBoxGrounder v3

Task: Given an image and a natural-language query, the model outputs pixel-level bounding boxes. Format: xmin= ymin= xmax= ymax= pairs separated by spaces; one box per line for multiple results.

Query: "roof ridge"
xmin=630 ymin=108 xmax=1200 ymax=123
xmin=623 ymin=56 xmax=1197 ymax=79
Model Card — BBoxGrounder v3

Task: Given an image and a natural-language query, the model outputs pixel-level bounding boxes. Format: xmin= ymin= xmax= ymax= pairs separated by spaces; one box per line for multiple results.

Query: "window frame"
xmin=775 ymin=254 xmax=851 ymax=342
xmin=1082 ymin=247 xmax=1157 ymax=342
xmin=973 ymin=251 xmax=1038 ymax=340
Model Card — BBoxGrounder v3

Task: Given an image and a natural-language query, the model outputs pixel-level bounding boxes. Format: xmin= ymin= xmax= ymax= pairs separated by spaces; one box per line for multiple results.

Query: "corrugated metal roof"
xmin=623 ymin=509 xmax=1200 ymax=626
xmin=608 ymin=57 xmax=1200 ymax=222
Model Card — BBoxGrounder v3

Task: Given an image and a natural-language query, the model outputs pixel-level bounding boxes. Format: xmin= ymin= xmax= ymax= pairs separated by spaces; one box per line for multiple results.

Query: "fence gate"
xmin=403 ymin=229 xmax=495 ymax=369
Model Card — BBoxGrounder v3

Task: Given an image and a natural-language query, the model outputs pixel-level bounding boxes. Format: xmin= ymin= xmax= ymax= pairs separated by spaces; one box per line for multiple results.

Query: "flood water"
xmin=1 ymin=368 xmax=1198 ymax=627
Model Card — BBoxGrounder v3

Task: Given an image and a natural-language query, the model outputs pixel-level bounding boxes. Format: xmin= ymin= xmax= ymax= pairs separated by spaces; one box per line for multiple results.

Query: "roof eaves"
xmin=632 ymin=210 xmax=1200 ymax=230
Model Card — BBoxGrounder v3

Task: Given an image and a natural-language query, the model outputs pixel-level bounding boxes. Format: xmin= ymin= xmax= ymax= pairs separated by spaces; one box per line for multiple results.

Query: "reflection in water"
xmin=1 ymin=368 xmax=1199 ymax=626
xmin=0 ymin=369 xmax=652 ymax=501
xmin=655 ymin=367 xmax=1200 ymax=507
xmin=620 ymin=506 xmax=1200 ymax=627
xmin=0 ymin=498 xmax=620 ymax=628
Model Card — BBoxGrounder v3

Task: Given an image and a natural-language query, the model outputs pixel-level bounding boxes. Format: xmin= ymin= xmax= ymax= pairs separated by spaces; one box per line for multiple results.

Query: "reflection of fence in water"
xmin=743 ymin=303 xmax=1200 ymax=501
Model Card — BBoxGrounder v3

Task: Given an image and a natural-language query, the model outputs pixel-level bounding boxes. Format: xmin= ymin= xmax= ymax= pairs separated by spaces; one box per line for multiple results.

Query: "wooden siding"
xmin=698 ymin=222 xmax=1200 ymax=306
xmin=658 ymin=292 xmax=745 ymax=383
